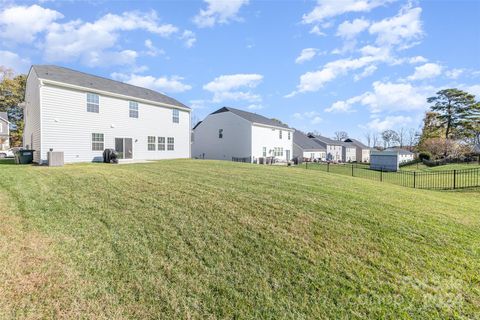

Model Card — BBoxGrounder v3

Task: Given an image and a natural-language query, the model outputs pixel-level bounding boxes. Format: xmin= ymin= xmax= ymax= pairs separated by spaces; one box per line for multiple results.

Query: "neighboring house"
xmin=341 ymin=141 xmax=357 ymax=163
xmin=23 ymin=65 xmax=191 ymax=164
xmin=0 ymin=112 xmax=9 ymax=151
xmin=384 ymin=147 xmax=415 ymax=163
xmin=192 ymin=107 xmax=294 ymax=163
xmin=344 ymin=138 xmax=371 ymax=162
xmin=293 ymin=130 xmax=326 ymax=161
xmin=307 ymin=134 xmax=343 ymax=162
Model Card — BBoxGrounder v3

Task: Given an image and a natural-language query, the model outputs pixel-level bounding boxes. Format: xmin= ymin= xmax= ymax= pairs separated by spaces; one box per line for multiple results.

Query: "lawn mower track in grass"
xmin=0 ymin=159 xmax=479 ymax=319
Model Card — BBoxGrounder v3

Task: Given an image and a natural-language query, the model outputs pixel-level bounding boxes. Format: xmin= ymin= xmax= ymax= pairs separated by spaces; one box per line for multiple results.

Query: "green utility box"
xmin=14 ymin=150 xmax=34 ymax=164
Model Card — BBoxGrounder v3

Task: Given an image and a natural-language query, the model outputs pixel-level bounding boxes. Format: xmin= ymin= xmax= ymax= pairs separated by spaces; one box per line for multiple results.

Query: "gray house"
xmin=293 ymin=130 xmax=326 ymax=161
xmin=344 ymin=138 xmax=371 ymax=163
xmin=0 ymin=112 xmax=9 ymax=150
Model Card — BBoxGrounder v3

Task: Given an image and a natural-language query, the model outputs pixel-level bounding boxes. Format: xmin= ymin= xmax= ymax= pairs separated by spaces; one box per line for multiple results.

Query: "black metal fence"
xmin=305 ymin=162 xmax=480 ymax=190
xmin=232 ymin=156 xmax=251 ymax=163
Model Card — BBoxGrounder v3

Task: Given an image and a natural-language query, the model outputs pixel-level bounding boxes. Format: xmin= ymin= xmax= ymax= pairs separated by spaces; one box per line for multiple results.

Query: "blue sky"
xmin=1 ymin=0 xmax=479 ymax=142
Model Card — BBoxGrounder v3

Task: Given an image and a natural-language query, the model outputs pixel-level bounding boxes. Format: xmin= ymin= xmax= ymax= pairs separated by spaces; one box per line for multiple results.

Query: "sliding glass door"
xmin=115 ymin=138 xmax=133 ymax=159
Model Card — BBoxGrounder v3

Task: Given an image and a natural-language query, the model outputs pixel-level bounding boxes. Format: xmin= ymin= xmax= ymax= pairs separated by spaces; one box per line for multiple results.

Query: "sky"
xmin=1 ymin=0 xmax=479 ymax=142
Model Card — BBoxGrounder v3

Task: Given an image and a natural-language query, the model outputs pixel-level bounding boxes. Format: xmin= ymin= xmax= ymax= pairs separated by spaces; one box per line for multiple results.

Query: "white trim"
xmin=251 ymin=122 xmax=295 ymax=132
xmin=39 ymin=78 xmax=191 ymax=112
xmin=0 ymin=116 xmax=10 ymax=124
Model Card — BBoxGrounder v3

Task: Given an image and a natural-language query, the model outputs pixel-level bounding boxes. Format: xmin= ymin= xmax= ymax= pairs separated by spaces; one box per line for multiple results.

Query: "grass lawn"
xmin=0 ymin=159 xmax=479 ymax=319
xmin=401 ymin=162 xmax=480 ymax=172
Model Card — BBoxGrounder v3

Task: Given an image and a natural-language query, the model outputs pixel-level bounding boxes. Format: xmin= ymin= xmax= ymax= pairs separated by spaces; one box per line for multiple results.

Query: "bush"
xmin=418 ymin=152 xmax=431 ymax=161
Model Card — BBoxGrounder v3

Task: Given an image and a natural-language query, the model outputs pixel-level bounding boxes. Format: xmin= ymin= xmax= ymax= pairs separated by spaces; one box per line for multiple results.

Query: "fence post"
xmin=306 ymin=162 xmax=308 ymax=170
xmin=413 ymin=171 xmax=416 ymax=188
xmin=327 ymin=162 xmax=330 ymax=172
xmin=380 ymin=168 xmax=383 ymax=182
xmin=352 ymin=164 xmax=354 ymax=177
xmin=453 ymin=169 xmax=456 ymax=189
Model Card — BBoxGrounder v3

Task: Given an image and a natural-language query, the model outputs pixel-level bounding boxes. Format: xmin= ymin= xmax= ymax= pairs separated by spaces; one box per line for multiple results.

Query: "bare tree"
xmin=398 ymin=128 xmax=406 ymax=148
xmin=334 ymin=131 xmax=349 ymax=141
xmin=407 ymin=128 xmax=419 ymax=151
xmin=382 ymin=130 xmax=400 ymax=148
xmin=363 ymin=131 xmax=372 ymax=147
xmin=372 ymin=133 xmax=380 ymax=148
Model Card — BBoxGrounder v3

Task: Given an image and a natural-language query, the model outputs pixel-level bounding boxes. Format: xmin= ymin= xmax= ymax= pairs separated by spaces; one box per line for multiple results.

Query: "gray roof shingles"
xmin=32 ymin=65 xmax=189 ymax=109
xmin=308 ymin=134 xmax=343 ymax=146
xmin=293 ymin=130 xmax=326 ymax=150
xmin=212 ymin=107 xmax=291 ymax=129
xmin=344 ymin=138 xmax=369 ymax=149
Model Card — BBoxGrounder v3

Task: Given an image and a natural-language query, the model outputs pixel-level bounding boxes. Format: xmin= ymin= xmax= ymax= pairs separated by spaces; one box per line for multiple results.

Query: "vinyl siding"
xmin=23 ymin=70 xmax=41 ymax=162
xmin=251 ymin=124 xmax=293 ymax=162
xmin=39 ymin=83 xmax=190 ymax=163
xmin=192 ymin=111 xmax=251 ymax=160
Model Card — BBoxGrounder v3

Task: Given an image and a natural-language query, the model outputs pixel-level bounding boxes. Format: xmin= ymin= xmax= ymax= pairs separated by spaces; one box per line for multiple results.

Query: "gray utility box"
xmin=47 ymin=151 xmax=64 ymax=167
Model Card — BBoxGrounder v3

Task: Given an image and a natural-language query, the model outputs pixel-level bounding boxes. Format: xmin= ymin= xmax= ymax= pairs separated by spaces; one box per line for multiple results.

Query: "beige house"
xmin=344 ymin=138 xmax=371 ymax=163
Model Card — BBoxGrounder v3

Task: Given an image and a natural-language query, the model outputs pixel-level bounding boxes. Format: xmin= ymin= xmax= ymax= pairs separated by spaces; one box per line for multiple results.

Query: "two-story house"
xmin=344 ymin=138 xmax=371 ymax=163
xmin=293 ymin=130 xmax=326 ymax=161
xmin=192 ymin=107 xmax=294 ymax=163
xmin=307 ymin=134 xmax=343 ymax=162
xmin=0 ymin=112 xmax=9 ymax=151
xmin=23 ymin=65 xmax=191 ymax=164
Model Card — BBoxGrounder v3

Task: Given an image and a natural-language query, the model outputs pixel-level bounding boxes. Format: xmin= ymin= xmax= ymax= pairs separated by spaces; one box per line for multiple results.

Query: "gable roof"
xmin=192 ymin=121 xmax=202 ymax=130
xmin=211 ymin=107 xmax=291 ymax=129
xmin=293 ymin=130 xmax=326 ymax=151
xmin=308 ymin=134 xmax=343 ymax=146
xmin=344 ymin=138 xmax=369 ymax=149
xmin=0 ymin=112 xmax=8 ymax=123
xmin=31 ymin=65 xmax=189 ymax=109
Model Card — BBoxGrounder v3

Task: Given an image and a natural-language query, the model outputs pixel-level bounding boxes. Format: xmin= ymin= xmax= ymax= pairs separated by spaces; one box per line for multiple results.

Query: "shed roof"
xmin=32 ymin=65 xmax=189 ymax=109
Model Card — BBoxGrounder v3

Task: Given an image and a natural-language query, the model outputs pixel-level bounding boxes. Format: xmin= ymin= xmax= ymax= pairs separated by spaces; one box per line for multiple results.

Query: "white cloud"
xmin=407 ymin=63 xmax=442 ymax=81
xmin=247 ymin=104 xmax=264 ymax=110
xmin=369 ymin=6 xmax=423 ymax=48
xmin=309 ymin=25 xmax=326 ymax=36
xmin=336 ymin=18 xmax=370 ymax=39
xmin=287 ymin=51 xmax=389 ymax=96
xmin=462 ymin=84 xmax=480 ymax=98
xmin=408 ymin=55 xmax=428 ymax=64
xmin=181 ymin=30 xmax=196 ymax=48
xmin=365 ymin=115 xmax=412 ymax=131
xmin=0 ymin=4 xmax=63 ymax=43
xmin=334 ymin=81 xmax=432 ymax=114
xmin=302 ymin=0 xmax=392 ymax=24
xmin=295 ymin=48 xmax=318 ymax=64
xmin=293 ymin=111 xmax=323 ymax=124
xmin=144 ymin=39 xmax=164 ymax=57
xmin=0 ymin=50 xmax=30 ymax=72
xmin=111 ymin=73 xmax=192 ymax=93
xmin=193 ymin=0 xmax=249 ymax=28
xmin=445 ymin=68 xmax=464 ymax=80
xmin=325 ymin=96 xmax=362 ymax=113
xmin=203 ymin=73 xmax=263 ymax=103
xmin=354 ymin=65 xmax=377 ymax=81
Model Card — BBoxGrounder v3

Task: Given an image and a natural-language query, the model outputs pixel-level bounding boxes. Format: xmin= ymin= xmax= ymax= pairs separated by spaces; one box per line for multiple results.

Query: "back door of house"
xmin=115 ymin=138 xmax=133 ymax=159
xmin=286 ymin=150 xmax=290 ymax=161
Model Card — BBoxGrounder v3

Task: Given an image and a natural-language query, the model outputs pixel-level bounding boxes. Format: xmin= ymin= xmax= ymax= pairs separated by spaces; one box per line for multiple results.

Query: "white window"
xmin=167 ymin=137 xmax=174 ymax=150
xmin=129 ymin=101 xmax=138 ymax=118
xmin=172 ymin=109 xmax=179 ymax=123
xmin=262 ymin=147 xmax=266 ymax=157
xmin=274 ymin=147 xmax=284 ymax=157
xmin=218 ymin=129 xmax=223 ymax=139
xmin=148 ymin=136 xmax=156 ymax=151
xmin=87 ymin=93 xmax=99 ymax=113
xmin=288 ymin=132 xmax=291 ymax=140
xmin=158 ymin=137 xmax=165 ymax=151
xmin=279 ymin=130 xmax=282 ymax=139
xmin=91 ymin=133 xmax=104 ymax=151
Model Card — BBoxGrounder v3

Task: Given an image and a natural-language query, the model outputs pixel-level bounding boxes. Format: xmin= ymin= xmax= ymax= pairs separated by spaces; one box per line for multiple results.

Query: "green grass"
xmin=401 ymin=162 xmax=480 ymax=172
xmin=1 ymin=160 xmax=479 ymax=319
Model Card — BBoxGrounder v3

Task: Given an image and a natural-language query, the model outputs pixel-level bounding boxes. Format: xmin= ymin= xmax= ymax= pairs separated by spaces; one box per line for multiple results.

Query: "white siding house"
xmin=384 ymin=147 xmax=415 ymax=163
xmin=192 ymin=107 xmax=294 ymax=163
xmin=293 ymin=130 xmax=326 ymax=161
xmin=23 ymin=65 xmax=191 ymax=164
xmin=0 ymin=112 xmax=9 ymax=150
xmin=344 ymin=138 xmax=371 ymax=163
xmin=341 ymin=142 xmax=357 ymax=162
xmin=308 ymin=134 xmax=343 ymax=162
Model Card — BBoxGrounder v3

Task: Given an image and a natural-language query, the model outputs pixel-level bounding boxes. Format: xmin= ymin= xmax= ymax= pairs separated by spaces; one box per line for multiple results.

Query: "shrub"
xmin=418 ymin=152 xmax=431 ymax=161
